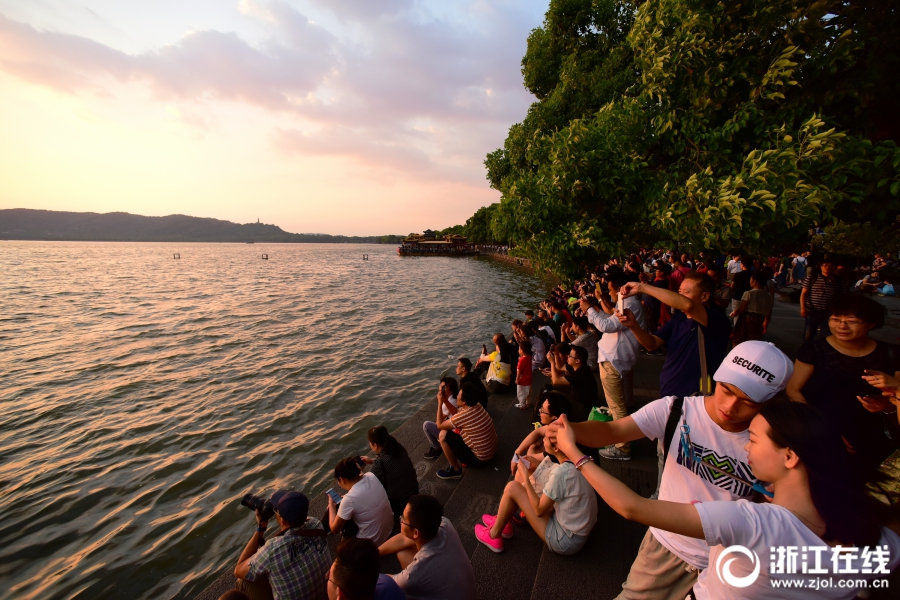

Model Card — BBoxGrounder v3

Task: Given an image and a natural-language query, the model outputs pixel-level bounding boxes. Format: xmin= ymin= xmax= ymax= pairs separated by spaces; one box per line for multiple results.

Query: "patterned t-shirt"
xmin=450 ymin=404 xmax=497 ymax=461
xmin=631 ymin=396 xmax=758 ymax=569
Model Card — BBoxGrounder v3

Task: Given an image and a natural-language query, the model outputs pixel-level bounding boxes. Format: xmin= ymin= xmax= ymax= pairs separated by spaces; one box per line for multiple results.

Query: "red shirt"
xmin=517 ymin=355 xmax=532 ymax=385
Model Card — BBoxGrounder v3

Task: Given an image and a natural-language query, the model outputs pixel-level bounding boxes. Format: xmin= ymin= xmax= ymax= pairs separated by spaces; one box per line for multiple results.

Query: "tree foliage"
xmin=471 ymin=0 xmax=900 ymax=277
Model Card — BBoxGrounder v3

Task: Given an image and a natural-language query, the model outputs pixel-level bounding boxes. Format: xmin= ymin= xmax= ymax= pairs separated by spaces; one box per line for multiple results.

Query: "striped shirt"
xmin=450 ymin=404 xmax=497 ymax=461
xmin=801 ymin=272 xmax=843 ymax=311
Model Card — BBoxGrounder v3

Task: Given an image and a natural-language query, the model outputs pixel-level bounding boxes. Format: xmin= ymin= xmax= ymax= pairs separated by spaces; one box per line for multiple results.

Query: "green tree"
xmin=479 ymin=0 xmax=899 ymax=278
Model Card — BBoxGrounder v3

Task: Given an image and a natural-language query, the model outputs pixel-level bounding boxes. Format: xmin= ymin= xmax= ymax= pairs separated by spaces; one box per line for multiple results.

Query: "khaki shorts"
xmin=615 ymin=529 xmax=698 ymax=600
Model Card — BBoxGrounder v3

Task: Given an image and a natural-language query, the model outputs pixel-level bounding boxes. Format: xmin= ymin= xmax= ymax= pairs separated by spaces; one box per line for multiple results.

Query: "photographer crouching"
xmin=234 ymin=490 xmax=331 ymax=600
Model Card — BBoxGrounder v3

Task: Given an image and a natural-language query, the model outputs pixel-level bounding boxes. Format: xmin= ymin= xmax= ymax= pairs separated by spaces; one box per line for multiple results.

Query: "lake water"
xmin=0 ymin=242 xmax=547 ymax=600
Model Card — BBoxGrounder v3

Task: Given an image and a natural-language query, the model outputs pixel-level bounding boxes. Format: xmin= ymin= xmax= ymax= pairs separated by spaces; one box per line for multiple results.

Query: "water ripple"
xmin=0 ymin=242 xmax=548 ymax=600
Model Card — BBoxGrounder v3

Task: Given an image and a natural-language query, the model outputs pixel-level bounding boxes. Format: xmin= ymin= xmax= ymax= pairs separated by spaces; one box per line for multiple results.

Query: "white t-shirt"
xmin=543 ymin=461 xmax=597 ymax=537
xmin=440 ymin=394 xmax=458 ymax=418
xmin=631 ymin=395 xmax=757 ymax=568
xmin=539 ymin=325 xmax=556 ymax=343
xmin=337 ymin=472 xmax=394 ymax=545
xmin=695 ymin=500 xmax=900 ymax=600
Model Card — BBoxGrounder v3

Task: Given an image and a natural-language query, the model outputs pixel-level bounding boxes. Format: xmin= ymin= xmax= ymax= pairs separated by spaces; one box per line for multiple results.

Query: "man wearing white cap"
xmin=544 ymin=340 xmax=793 ymax=600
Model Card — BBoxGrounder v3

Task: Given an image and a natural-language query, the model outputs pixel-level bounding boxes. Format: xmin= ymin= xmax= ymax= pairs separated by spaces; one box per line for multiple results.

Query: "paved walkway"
xmin=194 ymin=293 xmax=899 ymax=600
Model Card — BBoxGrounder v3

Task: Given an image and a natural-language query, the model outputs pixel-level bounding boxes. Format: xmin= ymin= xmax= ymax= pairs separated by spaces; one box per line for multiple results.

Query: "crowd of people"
xmin=221 ymin=248 xmax=898 ymax=600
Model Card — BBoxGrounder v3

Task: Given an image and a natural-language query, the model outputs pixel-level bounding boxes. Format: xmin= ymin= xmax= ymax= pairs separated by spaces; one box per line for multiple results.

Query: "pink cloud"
xmin=0 ymin=2 xmax=539 ymax=192
xmin=0 ymin=11 xmax=336 ymax=109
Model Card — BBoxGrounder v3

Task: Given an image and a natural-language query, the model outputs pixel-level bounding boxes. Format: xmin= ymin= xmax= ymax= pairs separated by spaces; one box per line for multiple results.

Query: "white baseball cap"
xmin=713 ymin=341 xmax=793 ymax=403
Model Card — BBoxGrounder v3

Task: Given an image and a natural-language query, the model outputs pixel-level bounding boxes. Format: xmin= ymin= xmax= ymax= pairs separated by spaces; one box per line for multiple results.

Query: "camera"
xmin=240 ymin=493 xmax=275 ymax=521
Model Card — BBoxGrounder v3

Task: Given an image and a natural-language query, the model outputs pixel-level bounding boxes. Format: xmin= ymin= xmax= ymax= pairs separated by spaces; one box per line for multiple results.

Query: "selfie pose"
xmin=553 ymin=401 xmax=900 ymax=599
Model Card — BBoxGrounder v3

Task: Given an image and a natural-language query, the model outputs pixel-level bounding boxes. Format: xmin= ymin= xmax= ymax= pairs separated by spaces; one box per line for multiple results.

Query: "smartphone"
xmin=616 ymin=293 xmax=624 ymax=314
xmin=326 ymin=488 xmax=342 ymax=505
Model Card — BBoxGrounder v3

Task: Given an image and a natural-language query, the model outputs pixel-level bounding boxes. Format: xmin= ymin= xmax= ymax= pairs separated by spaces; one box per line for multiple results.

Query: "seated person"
xmin=378 ymin=495 xmax=475 ymax=600
xmin=855 ymin=271 xmax=882 ymax=293
xmin=561 ymin=316 xmax=599 ymax=370
xmin=548 ymin=345 xmax=594 ymax=421
xmin=475 ymin=333 xmax=514 ymax=393
xmin=475 ymin=425 xmax=597 ymax=555
xmin=235 ymin=490 xmax=331 ymax=600
xmin=327 ymin=538 xmax=405 ymax=600
xmin=434 ymin=382 xmax=498 ymax=480
xmin=878 ymin=278 xmax=895 ymax=296
xmin=455 ymin=358 xmax=487 ymax=408
xmin=363 ymin=426 xmax=419 ymax=517
xmin=423 ymin=376 xmax=458 ymax=460
xmin=327 ymin=456 xmax=394 ymax=545
xmin=510 ymin=391 xmax=571 ymax=476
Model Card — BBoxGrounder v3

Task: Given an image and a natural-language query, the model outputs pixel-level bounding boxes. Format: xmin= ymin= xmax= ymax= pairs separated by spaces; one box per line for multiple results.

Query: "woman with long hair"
xmin=362 ymin=425 xmax=419 ymax=516
xmin=552 ymin=399 xmax=899 ymax=598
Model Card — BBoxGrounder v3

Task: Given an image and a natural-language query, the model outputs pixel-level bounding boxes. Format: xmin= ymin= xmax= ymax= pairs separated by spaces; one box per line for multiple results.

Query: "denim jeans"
xmin=423 ymin=420 xmax=441 ymax=450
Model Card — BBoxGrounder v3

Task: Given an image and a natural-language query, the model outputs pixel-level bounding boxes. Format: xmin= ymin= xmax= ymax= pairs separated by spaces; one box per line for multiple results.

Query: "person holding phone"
xmin=581 ymin=274 xmax=644 ymax=461
xmin=787 ymin=294 xmax=899 ymax=475
xmin=551 ymin=401 xmax=900 ymax=600
xmin=327 ymin=456 xmax=394 ymax=545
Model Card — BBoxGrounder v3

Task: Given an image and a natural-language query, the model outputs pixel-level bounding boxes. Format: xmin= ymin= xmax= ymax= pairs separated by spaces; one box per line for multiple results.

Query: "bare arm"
xmin=436 ymin=410 xmax=456 ymax=430
xmin=549 ymin=351 xmax=569 ymax=387
xmin=786 ymin=360 xmax=813 ymax=403
xmin=621 ymin=281 xmax=707 ymax=326
xmin=730 ymin=298 xmax=749 ymax=317
xmin=555 ymin=415 xmax=703 ymax=538
xmin=617 ymin=308 xmax=664 ymax=351
xmin=440 ymin=394 xmax=458 ymax=417
xmin=518 ymin=462 xmax=554 ymax=517
xmin=595 ymin=287 xmax=615 ymax=315
xmin=378 ymin=532 xmax=416 ymax=557
xmin=799 ymin=288 xmax=809 ymax=317
xmin=545 ymin=415 xmax=646 ymax=448
xmin=328 ymin=497 xmax=347 ymax=532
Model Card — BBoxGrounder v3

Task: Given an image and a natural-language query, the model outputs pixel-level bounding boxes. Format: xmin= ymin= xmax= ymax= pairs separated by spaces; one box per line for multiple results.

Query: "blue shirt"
xmin=654 ymin=307 xmax=731 ymax=396
xmin=377 ymin=574 xmax=406 ymax=600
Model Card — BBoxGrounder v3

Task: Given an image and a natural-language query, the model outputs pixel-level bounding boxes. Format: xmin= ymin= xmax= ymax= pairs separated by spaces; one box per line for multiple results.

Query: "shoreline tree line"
xmin=437 ymin=0 xmax=899 ymax=278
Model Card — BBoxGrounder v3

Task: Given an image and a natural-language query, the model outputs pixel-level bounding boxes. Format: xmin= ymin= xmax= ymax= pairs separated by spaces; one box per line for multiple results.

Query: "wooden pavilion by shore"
xmin=398 ymin=230 xmax=478 ymax=256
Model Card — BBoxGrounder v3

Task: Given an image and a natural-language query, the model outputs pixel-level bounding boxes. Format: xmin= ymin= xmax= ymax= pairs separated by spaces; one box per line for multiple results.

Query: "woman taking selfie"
xmin=552 ymin=400 xmax=900 ymax=599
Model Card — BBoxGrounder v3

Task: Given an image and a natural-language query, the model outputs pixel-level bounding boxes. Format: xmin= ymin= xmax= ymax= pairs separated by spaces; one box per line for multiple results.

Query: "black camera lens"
xmin=240 ymin=493 xmax=275 ymax=521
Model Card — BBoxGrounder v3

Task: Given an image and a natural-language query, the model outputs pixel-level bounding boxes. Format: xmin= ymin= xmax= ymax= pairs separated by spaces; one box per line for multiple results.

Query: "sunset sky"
xmin=0 ymin=1 xmax=545 ymax=235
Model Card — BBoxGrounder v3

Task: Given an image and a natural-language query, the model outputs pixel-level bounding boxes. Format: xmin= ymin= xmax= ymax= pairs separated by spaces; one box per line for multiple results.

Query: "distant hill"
xmin=0 ymin=209 xmax=403 ymax=244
